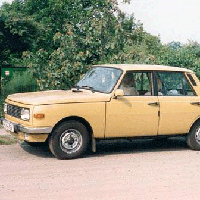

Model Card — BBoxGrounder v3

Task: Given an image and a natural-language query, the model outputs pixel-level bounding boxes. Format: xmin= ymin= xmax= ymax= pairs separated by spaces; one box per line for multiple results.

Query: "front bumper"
xmin=1 ymin=118 xmax=52 ymax=134
xmin=1 ymin=118 xmax=53 ymax=142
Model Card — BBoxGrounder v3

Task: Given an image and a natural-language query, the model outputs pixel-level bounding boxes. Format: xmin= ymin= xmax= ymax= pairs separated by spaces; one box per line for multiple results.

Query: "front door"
xmin=105 ymin=71 xmax=159 ymax=138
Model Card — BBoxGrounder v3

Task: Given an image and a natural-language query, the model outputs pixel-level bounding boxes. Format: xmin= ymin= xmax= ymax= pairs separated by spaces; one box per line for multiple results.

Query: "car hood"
xmin=6 ymin=89 xmax=112 ymax=105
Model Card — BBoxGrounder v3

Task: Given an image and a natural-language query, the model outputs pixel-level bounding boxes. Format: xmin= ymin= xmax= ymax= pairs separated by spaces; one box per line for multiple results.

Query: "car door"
xmin=105 ymin=71 xmax=159 ymax=138
xmin=157 ymin=71 xmax=200 ymax=135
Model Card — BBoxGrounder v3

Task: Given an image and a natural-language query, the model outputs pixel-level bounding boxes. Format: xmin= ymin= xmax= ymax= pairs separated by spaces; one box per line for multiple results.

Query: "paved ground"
xmin=0 ymin=128 xmax=10 ymax=136
xmin=1 ymin=134 xmax=200 ymax=200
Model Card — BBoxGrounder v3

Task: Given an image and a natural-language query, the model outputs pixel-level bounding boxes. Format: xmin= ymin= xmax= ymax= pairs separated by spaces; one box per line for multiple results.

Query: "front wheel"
xmin=49 ymin=121 xmax=89 ymax=159
xmin=187 ymin=122 xmax=200 ymax=150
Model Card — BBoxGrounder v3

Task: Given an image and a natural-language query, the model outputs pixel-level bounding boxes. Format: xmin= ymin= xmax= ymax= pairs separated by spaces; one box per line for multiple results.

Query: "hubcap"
xmin=195 ymin=127 xmax=200 ymax=144
xmin=60 ymin=129 xmax=83 ymax=154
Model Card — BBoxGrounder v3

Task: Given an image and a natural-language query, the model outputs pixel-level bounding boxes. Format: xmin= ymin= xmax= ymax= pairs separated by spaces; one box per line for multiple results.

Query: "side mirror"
xmin=114 ymin=89 xmax=124 ymax=98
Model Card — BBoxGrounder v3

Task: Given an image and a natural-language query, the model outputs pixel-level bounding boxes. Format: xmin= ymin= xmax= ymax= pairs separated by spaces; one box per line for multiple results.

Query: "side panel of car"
xmin=105 ymin=96 xmax=159 ymax=137
xmin=158 ymin=96 xmax=200 ymax=135
xmin=157 ymin=72 xmax=200 ymax=135
xmin=33 ymin=102 xmax=106 ymax=138
xmin=105 ymin=70 xmax=159 ymax=137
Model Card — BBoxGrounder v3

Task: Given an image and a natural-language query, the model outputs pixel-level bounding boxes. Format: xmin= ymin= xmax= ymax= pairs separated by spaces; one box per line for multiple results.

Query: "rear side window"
xmin=156 ymin=72 xmax=196 ymax=96
xmin=187 ymin=73 xmax=197 ymax=86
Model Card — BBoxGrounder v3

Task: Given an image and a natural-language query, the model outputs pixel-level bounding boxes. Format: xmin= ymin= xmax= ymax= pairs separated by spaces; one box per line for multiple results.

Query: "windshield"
xmin=77 ymin=67 xmax=122 ymax=93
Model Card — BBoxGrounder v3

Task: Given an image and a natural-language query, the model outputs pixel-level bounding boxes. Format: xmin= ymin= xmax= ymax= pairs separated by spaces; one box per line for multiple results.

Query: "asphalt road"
xmin=1 ymin=137 xmax=200 ymax=200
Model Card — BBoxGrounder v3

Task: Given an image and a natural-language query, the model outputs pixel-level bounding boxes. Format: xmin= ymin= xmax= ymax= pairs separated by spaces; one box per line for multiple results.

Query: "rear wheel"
xmin=187 ymin=122 xmax=200 ymax=150
xmin=49 ymin=121 xmax=89 ymax=159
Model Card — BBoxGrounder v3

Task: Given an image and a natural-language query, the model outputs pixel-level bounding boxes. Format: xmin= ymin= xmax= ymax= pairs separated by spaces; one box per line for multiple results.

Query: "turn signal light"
xmin=34 ymin=114 xmax=45 ymax=119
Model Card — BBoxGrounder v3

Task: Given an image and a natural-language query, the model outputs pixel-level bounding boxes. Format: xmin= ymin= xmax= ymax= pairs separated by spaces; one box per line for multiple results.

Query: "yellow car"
xmin=2 ymin=64 xmax=200 ymax=159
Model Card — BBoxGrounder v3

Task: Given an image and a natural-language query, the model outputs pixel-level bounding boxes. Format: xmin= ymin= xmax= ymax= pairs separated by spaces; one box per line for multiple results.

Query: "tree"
xmin=1 ymin=0 xmax=200 ymax=90
xmin=3 ymin=0 xmax=139 ymax=90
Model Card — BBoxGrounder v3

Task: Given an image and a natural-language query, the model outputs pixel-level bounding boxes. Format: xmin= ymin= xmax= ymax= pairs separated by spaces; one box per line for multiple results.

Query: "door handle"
xmin=191 ymin=102 xmax=200 ymax=105
xmin=148 ymin=102 xmax=159 ymax=106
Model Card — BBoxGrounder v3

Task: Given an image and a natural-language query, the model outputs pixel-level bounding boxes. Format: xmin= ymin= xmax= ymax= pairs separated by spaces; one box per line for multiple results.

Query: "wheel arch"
xmin=189 ymin=117 xmax=200 ymax=133
xmin=48 ymin=116 xmax=93 ymax=143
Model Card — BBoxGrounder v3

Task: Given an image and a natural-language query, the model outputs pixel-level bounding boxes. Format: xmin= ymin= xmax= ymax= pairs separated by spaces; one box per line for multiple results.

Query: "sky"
xmin=0 ymin=0 xmax=200 ymax=44
xmin=119 ymin=0 xmax=200 ymax=44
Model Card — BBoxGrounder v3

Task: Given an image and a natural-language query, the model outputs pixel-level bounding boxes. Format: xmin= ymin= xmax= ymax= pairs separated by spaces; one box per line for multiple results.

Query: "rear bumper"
xmin=1 ymin=118 xmax=52 ymax=134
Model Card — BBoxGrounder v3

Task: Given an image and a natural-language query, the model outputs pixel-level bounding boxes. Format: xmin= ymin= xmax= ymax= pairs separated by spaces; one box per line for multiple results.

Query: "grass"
xmin=0 ymin=116 xmax=17 ymax=145
xmin=0 ymin=135 xmax=17 ymax=145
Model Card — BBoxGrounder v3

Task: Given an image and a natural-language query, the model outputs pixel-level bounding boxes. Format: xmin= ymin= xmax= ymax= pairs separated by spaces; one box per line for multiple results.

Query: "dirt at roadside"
xmin=0 ymin=128 xmax=17 ymax=145
xmin=1 ymin=138 xmax=200 ymax=200
xmin=0 ymin=128 xmax=10 ymax=136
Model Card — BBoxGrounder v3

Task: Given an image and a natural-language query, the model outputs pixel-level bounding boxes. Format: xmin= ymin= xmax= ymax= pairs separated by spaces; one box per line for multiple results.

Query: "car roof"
xmin=94 ymin=64 xmax=193 ymax=73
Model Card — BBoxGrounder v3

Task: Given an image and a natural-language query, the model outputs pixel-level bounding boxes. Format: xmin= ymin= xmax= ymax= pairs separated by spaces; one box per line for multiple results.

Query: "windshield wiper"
xmin=81 ymin=85 xmax=94 ymax=89
xmin=72 ymin=85 xmax=99 ymax=93
xmin=80 ymin=85 xmax=97 ymax=93
xmin=71 ymin=86 xmax=83 ymax=92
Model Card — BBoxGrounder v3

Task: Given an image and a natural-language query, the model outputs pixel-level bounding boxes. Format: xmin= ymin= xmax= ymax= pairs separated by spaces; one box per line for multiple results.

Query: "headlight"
xmin=4 ymin=103 xmax=7 ymax=114
xmin=21 ymin=108 xmax=30 ymax=121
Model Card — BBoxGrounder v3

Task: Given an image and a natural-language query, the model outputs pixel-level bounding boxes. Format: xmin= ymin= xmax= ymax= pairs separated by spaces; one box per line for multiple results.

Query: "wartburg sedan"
xmin=2 ymin=64 xmax=200 ymax=159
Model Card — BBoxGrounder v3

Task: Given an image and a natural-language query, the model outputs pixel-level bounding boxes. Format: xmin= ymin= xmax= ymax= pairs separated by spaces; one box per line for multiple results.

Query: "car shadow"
xmin=93 ymin=137 xmax=188 ymax=157
xmin=20 ymin=137 xmax=189 ymax=159
xmin=20 ymin=142 xmax=54 ymax=158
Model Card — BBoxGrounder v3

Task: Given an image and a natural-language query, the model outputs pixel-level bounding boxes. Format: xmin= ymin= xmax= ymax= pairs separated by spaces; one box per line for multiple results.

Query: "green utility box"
xmin=1 ymin=66 xmax=27 ymax=77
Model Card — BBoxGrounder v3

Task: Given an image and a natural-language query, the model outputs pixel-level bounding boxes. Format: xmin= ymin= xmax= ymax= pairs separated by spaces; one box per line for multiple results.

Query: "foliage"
xmin=1 ymin=70 xmax=38 ymax=116
xmin=10 ymin=0 xmax=141 ymax=90
xmin=0 ymin=1 xmax=39 ymax=65
xmin=1 ymin=0 xmax=200 ymax=91
xmin=2 ymin=70 xmax=38 ymax=98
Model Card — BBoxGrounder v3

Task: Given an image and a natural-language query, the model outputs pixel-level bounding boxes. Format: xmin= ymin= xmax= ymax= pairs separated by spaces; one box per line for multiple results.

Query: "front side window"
xmin=119 ymin=71 xmax=152 ymax=96
xmin=156 ymin=72 xmax=195 ymax=96
xmin=77 ymin=67 xmax=122 ymax=93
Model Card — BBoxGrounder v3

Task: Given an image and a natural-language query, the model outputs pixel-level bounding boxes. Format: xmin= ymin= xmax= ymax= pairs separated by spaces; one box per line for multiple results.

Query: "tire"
xmin=187 ymin=122 xmax=200 ymax=150
xmin=49 ymin=121 xmax=89 ymax=159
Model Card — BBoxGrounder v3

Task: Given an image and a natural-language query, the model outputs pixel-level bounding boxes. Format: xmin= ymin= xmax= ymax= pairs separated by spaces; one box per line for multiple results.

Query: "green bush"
xmin=1 ymin=70 xmax=38 ymax=116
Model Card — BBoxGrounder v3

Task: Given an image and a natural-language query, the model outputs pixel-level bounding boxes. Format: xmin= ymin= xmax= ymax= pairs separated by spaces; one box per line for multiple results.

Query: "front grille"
xmin=7 ymin=104 xmax=22 ymax=119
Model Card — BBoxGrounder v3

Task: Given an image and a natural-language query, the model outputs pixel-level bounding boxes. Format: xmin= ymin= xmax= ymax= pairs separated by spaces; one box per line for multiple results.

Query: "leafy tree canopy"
xmin=1 ymin=0 xmax=200 ymax=90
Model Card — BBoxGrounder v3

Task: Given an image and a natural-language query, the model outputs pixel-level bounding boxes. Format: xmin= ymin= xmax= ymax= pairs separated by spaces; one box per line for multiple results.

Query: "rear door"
xmin=157 ymin=71 xmax=200 ymax=135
